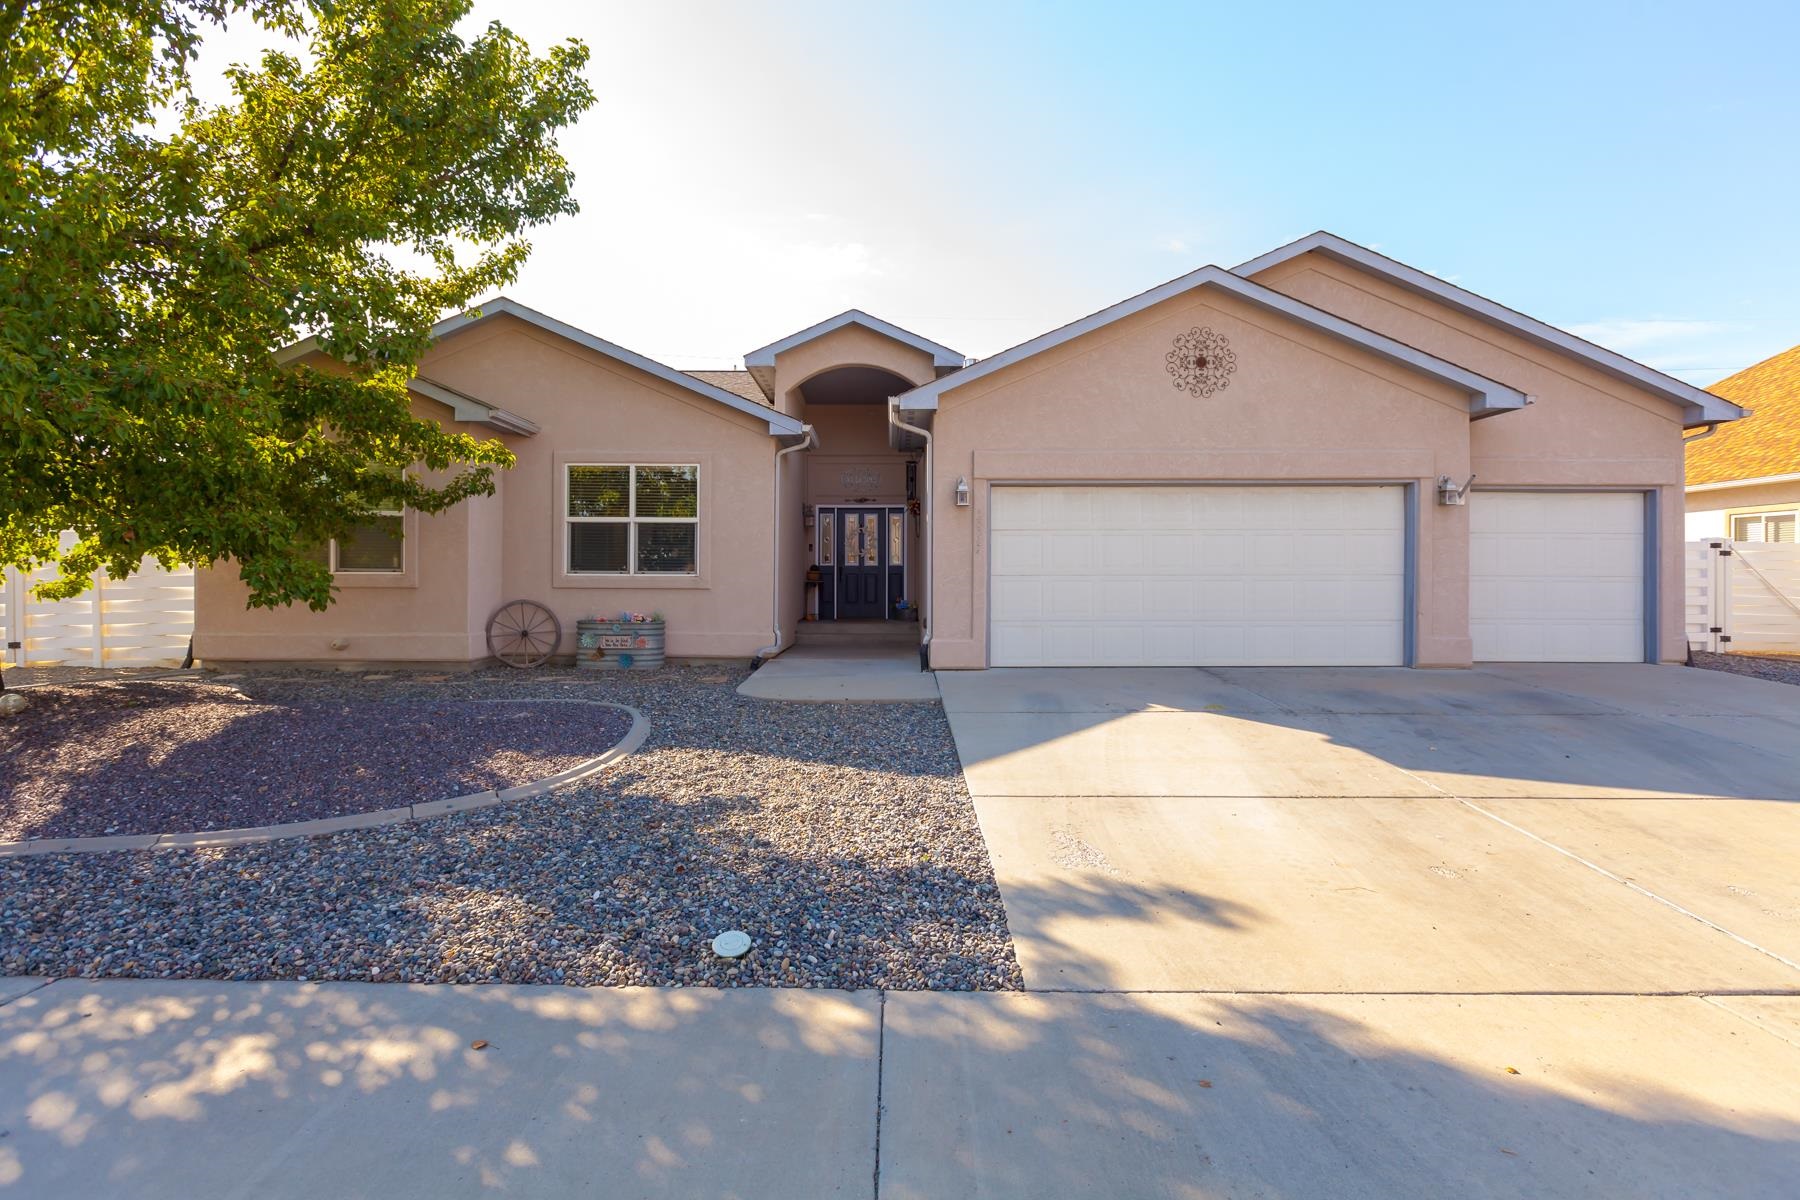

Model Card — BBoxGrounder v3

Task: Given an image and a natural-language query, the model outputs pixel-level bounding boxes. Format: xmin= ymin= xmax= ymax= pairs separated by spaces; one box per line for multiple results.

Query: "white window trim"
xmin=328 ymin=509 xmax=407 ymax=574
xmin=1731 ymin=509 xmax=1798 ymax=543
xmin=565 ymin=463 xmax=701 ymax=577
xmin=323 ymin=508 xmax=419 ymax=589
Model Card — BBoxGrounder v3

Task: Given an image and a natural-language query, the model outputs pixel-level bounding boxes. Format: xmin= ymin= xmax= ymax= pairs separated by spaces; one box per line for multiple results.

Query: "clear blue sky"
xmin=207 ymin=1 xmax=1800 ymax=381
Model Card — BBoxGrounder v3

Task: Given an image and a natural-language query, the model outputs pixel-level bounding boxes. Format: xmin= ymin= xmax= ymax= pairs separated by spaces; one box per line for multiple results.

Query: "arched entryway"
xmin=795 ymin=365 xmax=920 ymax=625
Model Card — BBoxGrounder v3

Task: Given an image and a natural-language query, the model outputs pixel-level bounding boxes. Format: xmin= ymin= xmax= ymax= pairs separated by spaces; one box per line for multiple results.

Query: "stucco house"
xmin=1686 ymin=343 xmax=1799 ymax=543
xmin=194 ymin=232 xmax=1746 ymax=670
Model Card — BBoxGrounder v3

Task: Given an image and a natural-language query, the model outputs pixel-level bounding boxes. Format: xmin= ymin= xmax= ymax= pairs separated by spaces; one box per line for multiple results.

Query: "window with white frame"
xmin=304 ymin=512 xmax=405 ymax=573
xmin=1732 ymin=511 xmax=1797 ymax=543
xmin=566 ymin=464 xmax=699 ymax=574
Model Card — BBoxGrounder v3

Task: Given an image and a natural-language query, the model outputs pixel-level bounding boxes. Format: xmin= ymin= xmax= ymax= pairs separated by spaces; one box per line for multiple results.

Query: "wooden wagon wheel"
xmin=486 ymin=600 xmax=561 ymax=669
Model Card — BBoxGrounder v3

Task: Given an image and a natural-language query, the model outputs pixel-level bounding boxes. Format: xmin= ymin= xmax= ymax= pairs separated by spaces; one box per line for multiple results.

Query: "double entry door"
xmin=825 ymin=506 xmax=902 ymax=619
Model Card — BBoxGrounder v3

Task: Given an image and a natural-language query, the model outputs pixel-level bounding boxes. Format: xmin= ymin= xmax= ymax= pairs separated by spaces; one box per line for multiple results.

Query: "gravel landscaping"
xmin=1690 ymin=651 xmax=1800 ymax=687
xmin=0 ymin=681 xmax=633 ymax=840
xmin=0 ymin=666 xmax=1023 ymax=991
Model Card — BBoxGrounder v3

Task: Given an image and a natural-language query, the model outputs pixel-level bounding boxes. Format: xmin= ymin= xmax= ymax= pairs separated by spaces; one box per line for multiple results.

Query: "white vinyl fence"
xmin=1686 ymin=539 xmax=1800 ymax=655
xmin=1 ymin=549 xmax=194 ymax=668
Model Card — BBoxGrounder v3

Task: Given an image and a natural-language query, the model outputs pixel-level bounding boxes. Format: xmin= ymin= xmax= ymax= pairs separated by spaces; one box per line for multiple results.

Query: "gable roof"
xmin=1686 ymin=344 xmax=1800 ymax=488
xmin=683 ymin=369 xmax=768 ymax=405
xmin=892 ymin=264 xmax=1530 ymax=417
xmin=1234 ymin=232 xmax=1746 ymax=429
xmin=276 ymin=298 xmax=805 ymax=437
xmin=429 ymin=299 xmax=804 ymax=435
xmin=742 ymin=309 xmax=964 ymax=402
xmin=743 ymin=309 xmax=965 ymax=369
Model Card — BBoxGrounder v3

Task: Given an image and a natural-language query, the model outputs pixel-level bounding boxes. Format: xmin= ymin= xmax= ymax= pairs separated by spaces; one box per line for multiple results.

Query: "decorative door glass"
xmin=889 ymin=512 xmax=903 ymax=564
xmin=819 ymin=512 xmax=834 ymax=564
xmin=861 ymin=514 xmax=880 ymax=565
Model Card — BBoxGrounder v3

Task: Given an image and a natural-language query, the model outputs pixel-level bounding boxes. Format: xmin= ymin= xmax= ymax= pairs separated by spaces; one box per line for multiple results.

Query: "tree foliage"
xmin=0 ymin=0 xmax=593 ymax=607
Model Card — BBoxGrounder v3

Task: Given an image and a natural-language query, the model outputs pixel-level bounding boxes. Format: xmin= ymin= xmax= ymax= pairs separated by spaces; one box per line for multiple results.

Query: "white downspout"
xmin=752 ymin=424 xmax=816 ymax=667
xmin=887 ymin=398 xmax=932 ymax=668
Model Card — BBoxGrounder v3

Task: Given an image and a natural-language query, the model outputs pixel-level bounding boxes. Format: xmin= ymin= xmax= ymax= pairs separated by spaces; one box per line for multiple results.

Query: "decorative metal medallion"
xmin=1165 ymin=326 xmax=1237 ymax=397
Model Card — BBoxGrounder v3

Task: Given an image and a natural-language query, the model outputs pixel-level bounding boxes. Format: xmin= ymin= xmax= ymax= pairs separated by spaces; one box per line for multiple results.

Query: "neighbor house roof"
xmin=892 ymin=264 xmax=1531 ymax=418
xmin=1234 ymin=232 xmax=1747 ymax=429
xmin=1686 ymin=343 xmax=1800 ymax=488
xmin=276 ymin=299 xmax=806 ymax=438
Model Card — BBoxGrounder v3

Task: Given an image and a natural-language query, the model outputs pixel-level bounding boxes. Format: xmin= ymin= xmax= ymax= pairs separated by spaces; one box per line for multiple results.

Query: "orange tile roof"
xmin=1688 ymin=343 xmax=1800 ymax=485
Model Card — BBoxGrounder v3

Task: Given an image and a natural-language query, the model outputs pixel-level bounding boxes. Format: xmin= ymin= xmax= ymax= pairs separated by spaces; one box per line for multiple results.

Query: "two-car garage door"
xmin=987 ymin=485 xmax=1646 ymax=667
xmin=989 ymin=486 xmax=1407 ymax=667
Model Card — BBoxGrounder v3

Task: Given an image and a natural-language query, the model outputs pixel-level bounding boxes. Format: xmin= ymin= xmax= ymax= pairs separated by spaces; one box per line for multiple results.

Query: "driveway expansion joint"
xmin=0 ymin=700 xmax=647 ymax=857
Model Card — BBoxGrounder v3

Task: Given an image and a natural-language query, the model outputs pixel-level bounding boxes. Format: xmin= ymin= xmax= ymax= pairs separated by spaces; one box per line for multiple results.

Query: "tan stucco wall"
xmin=926 ymin=286 xmax=1476 ymax=669
xmin=194 ymin=388 xmax=491 ymax=665
xmin=196 ymin=316 xmax=783 ymax=663
xmin=1685 ymin=480 xmax=1800 ymax=539
xmin=1251 ymin=253 xmax=1692 ymax=662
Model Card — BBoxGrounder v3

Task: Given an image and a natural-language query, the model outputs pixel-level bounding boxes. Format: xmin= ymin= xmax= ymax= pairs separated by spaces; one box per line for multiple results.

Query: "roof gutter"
xmin=888 ymin=399 xmax=933 ymax=670
xmin=751 ymin=424 xmax=817 ymax=667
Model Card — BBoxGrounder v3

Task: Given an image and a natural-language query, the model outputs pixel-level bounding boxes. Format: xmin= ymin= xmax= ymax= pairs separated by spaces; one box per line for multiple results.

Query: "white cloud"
xmin=1565 ymin=318 xmax=1727 ymax=354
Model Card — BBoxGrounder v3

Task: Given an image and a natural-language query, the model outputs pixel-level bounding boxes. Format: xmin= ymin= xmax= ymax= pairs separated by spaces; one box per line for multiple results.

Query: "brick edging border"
xmin=0 ymin=699 xmax=648 ymax=857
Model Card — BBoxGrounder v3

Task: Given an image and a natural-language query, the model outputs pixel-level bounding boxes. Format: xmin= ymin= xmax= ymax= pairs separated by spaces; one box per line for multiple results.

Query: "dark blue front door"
xmin=838 ymin=508 xmax=885 ymax=618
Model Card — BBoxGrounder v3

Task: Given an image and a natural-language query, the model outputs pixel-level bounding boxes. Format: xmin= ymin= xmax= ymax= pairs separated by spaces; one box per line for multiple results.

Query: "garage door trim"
xmin=1469 ymin=486 xmax=1658 ymax=664
xmin=982 ymin=479 xmax=1420 ymax=668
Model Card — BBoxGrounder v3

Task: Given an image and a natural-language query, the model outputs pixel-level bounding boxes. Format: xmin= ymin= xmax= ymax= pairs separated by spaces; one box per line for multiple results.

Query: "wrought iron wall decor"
xmin=1165 ymin=326 xmax=1237 ymax=397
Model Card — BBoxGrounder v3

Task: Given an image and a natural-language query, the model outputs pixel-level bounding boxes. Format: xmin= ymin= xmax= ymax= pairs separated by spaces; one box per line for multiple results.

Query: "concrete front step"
xmin=796 ymin=619 xmax=920 ymax=646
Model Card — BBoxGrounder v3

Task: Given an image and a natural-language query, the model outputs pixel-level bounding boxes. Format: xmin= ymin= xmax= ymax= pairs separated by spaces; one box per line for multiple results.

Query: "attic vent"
xmin=1166 ymin=327 xmax=1237 ymax=397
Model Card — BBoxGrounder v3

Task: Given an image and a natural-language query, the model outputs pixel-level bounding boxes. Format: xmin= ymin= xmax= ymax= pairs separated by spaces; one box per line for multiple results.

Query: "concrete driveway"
xmin=921 ymin=663 xmax=1800 ymax=1196
xmin=4 ymin=665 xmax=1797 ymax=1199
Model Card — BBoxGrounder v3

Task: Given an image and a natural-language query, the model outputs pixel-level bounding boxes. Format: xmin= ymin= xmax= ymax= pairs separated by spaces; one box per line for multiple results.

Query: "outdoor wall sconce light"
xmin=802 ymin=504 xmax=815 ymax=528
xmin=954 ymin=476 xmax=971 ymax=507
xmin=1436 ymin=474 xmax=1475 ymax=506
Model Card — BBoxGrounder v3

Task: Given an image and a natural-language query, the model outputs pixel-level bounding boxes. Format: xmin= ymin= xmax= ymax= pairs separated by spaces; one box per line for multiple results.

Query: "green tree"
xmin=0 ymin=0 xmax=594 ymax=609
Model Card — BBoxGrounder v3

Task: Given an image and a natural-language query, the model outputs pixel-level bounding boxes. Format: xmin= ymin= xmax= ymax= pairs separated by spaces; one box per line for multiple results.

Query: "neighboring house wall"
xmin=195 ymin=315 xmax=781 ymax=664
xmin=926 ymin=285 xmax=1475 ymax=669
xmin=1684 ymin=481 xmax=1800 ymax=540
xmin=1248 ymin=251 xmax=1690 ymax=662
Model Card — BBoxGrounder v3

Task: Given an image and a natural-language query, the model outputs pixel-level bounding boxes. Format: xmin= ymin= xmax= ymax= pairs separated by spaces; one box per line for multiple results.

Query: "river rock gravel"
xmin=0 ymin=682 xmax=633 ymax=839
xmin=0 ymin=665 xmax=1023 ymax=991
xmin=1690 ymin=651 xmax=1800 ymax=687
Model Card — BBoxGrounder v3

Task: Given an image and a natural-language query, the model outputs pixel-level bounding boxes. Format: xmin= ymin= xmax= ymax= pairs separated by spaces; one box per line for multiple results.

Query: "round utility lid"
xmin=711 ymin=930 xmax=752 ymax=959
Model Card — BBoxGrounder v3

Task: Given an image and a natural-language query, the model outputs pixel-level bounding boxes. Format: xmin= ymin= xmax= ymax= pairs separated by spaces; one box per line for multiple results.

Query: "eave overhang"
xmin=892 ymin=265 xmax=1530 ymax=419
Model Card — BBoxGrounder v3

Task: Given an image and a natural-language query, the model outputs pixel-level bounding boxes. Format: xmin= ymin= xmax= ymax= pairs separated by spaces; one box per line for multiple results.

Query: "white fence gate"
xmin=1686 ymin=539 xmax=1800 ymax=655
xmin=1 ymin=551 xmax=195 ymax=668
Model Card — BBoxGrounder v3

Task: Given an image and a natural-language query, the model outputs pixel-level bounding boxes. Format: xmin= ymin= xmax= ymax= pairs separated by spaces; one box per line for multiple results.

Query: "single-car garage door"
xmin=989 ymin=485 xmax=1406 ymax=667
xmin=1470 ymin=491 xmax=1644 ymax=662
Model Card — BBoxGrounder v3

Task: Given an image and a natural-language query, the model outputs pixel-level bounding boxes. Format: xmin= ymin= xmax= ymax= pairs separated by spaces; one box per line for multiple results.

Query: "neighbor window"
xmin=304 ymin=512 xmax=405 ymax=573
xmin=566 ymin=464 xmax=699 ymax=574
xmin=1732 ymin=511 xmax=1797 ymax=544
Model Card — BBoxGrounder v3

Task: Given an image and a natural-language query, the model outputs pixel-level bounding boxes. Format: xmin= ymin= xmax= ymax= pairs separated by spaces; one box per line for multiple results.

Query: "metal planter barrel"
xmin=575 ymin=619 xmax=666 ymax=671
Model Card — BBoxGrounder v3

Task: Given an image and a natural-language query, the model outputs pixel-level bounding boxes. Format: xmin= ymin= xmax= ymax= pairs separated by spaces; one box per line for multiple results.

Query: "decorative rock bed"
xmin=0 ymin=681 xmax=636 ymax=842
xmin=0 ymin=666 xmax=1024 ymax=991
xmin=1690 ymin=651 xmax=1800 ymax=688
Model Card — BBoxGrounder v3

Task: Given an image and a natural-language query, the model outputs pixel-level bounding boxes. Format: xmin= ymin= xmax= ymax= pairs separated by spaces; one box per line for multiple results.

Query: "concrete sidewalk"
xmin=4 ymin=977 xmax=1799 ymax=1198
xmin=736 ymin=643 xmax=939 ymax=702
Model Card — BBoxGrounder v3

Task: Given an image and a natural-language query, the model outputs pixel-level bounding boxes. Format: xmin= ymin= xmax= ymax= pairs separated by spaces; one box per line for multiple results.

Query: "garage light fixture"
xmin=954 ymin=476 xmax=971 ymax=507
xmin=1437 ymin=474 xmax=1475 ymax=506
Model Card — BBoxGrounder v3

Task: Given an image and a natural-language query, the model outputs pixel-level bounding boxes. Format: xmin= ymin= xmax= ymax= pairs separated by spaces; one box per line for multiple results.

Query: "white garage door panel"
xmin=1471 ymin=491 xmax=1644 ymax=663
xmin=989 ymin=485 xmax=1406 ymax=667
